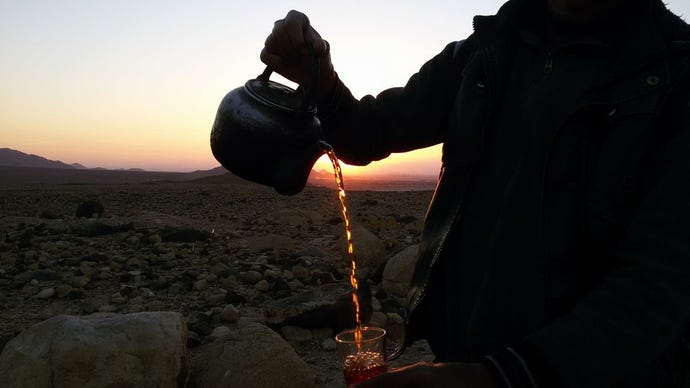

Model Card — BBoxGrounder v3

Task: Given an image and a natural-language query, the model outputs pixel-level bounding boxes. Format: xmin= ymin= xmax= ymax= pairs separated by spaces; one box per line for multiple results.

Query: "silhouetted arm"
xmin=317 ymin=41 xmax=466 ymax=165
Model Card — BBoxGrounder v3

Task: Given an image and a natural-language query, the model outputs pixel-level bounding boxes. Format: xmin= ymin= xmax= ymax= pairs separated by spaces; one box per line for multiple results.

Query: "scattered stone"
xmin=247 ymin=234 xmax=296 ymax=253
xmin=220 ymin=275 xmax=239 ymax=290
xmin=287 ymin=280 xmax=304 ymax=291
xmin=98 ymin=305 xmax=118 ymax=313
xmin=238 ymin=270 xmax=262 ymax=284
xmin=38 ymin=210 xmax=61 ymax=220
xmin=125 ymin=235 xmax=140 ymax=248
xmin=338 ymin=225 xmax=386 ymax=277
xmin=55 ymin=284 xmax=73 ymax=298
xmin=382 ymin=245 xmax=419 ymax=298
xmin=271 ymin=278 xmax=292 ymax=294
xmin=393 ymin=214 xmax=417 ymax=224
xmin=254 ymin=279 xmax=269 ymax=292
xmin=294 ymin=246 xmax=328 ymax=258
xmin=30 ymin=270 xmax=60 ymax=281
xmin=187 ymin=330 xmax=202 ymax=348
xmin=71 ymin=275 xmax=90 ymax=288
xmin=146 ymin=300 xmax=165 ymax=311
xmin=385 ymin=313 xmax=405 ymax=341
xmin=263 ymin=269 xmax=281 ymax=280
xmin=359 ymin=215 xmax=398 ymax=234
xmin=34 ymin=288 xmax=54 ymax=299
xmin=205 ymin=292 xmax=227 ymax=305
xmin=193 ymin=279 xmax=209 ymax=291
xmin=372 ymin=297 xmax=382 ymax=312
xmin=78 ymin=221 xmax=133 ymax=237
xmin=186 ymin=312 xmax=212 ymax=336
xmin=80 ymin=261 xmax=98 ymax=277
xmin=0 ymin=312 xmax=188 ymax=387
xmin=211 ymin=262 xmax=229 ymax=277
xmin=310 ymin=270 xmax=335 ymax=285
xmin=291 ymin=265 xmax=310 ymax=282
xmin=0 ymin=333 xmax=14 ymax=354
xmin=219 ymin=304 xmax=240 ymax=323
xmin=381 ymin=299 xmax=403 ymax=315
xmin=266 ymin=209 xmax=320 ymax=227
xmin=264 ymin=283 xmax=373 ymax=333
xmin=312 ymin=327 xmax=334 ymax=341
xmin=210 ymin=325 xmax=232 ymax=339
xmin=161 ymin=227 xmax=212 ymax=243
xmin=110 ymin=293 xmax=127 ymax=305
xmin=367 ymin=311 xmax=388 ymax=328
xmin=224 ymin=290 xmax=247 ymax=305
xmin=281 ymin=325 xmax=312 ymax=344
xmin=75 ymin=200 xmax=104 ymax=218
xmin=151 ymin=277 xmax=171 ymax=290
xmin=67 ymin=289 xmax=84 ymax=300
xmin=147 ymin=233 xmax=162 ymax=245
xmin=321 ymin=338 xmax=336 ymax=351
xmin=189 ymin=322 xmax=316 ymax=388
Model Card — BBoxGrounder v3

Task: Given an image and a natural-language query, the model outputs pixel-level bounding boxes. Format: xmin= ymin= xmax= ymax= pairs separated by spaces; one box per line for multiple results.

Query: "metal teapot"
xmin=210 ymin=54 xmax=325 ymax=195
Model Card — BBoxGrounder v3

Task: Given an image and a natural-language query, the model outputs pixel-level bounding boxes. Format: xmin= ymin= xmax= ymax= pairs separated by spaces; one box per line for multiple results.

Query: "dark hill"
xmin=0 ymin=148 xmax=76 ymax=169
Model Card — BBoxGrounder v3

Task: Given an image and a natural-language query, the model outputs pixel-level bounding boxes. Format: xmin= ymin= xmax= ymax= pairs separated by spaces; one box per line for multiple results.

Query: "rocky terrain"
xmin=0 ymin=179 xmax=435 ymax=386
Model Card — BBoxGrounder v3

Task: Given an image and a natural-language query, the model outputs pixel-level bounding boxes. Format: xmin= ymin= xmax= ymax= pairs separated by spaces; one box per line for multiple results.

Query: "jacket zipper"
xmin=544 ymin=51 xmax=553 ymax=74
xmin=411 ymin=44 xmax=498 ymax=312
xmin=409 ymin=167 xmax=461 ymax=310
xmin=463 ymin=45 xmax=500 ymax=357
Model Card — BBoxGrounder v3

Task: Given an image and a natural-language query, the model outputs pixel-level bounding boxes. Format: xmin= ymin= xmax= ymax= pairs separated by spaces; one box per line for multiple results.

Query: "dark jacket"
xmin=318 ymin=0 xmax=690 ymax=386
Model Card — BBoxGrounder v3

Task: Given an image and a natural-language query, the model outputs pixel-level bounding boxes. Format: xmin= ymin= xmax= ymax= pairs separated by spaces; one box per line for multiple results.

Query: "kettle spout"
xmin=318 ymin=140 xmax=333 ymax=152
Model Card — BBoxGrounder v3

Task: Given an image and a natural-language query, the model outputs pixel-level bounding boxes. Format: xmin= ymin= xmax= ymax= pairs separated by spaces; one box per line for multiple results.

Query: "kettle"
xmin=210 ymin=53 xmax=326 ymax=195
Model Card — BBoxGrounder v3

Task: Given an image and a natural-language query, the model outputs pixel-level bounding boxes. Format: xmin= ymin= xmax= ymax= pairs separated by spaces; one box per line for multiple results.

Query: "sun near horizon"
xmin=2 ymin=1 xmax=689 ymax=176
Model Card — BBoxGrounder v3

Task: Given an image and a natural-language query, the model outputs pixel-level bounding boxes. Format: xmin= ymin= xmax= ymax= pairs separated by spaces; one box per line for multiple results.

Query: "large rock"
xmin=382 ymin=245 xmax=420 ymax=298
xmin=189 ymin=322 xmax=316 ymax=388
xmin=338 ymin=224 xmax=386 ymax=276
xmin=0 ymin=312 xmax=188 ymax=387
xmin=264 ymin=282 xmax=373 ymax=333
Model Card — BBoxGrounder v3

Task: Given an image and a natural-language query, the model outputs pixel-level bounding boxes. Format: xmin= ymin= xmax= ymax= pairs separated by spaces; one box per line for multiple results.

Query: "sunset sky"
xmin=2 ymin=1 xmax=688 ymax=175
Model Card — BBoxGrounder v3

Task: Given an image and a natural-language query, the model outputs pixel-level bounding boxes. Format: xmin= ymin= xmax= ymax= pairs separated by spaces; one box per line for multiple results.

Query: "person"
xmin=261 ymin=0 xmax=690 ymax=386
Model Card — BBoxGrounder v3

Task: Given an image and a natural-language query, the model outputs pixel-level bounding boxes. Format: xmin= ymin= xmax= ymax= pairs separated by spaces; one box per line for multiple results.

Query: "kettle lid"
xmin=245 ymin=78 xmax=316 ymax=114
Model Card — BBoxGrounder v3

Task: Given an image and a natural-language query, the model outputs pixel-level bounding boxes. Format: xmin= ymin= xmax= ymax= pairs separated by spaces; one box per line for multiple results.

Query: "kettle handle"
xmin=257 ymin=41 xmax=320 ymax=112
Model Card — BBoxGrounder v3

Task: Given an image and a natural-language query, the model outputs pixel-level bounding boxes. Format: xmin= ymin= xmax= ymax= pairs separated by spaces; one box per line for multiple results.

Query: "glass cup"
xmin=335 ymin=326 xmax=388 ymax=387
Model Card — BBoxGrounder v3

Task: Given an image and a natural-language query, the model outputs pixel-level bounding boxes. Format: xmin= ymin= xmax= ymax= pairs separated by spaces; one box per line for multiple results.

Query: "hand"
xmin=352 ymin=362 xmax=500 ymax=388
xmin=261 ymin=10 xmax=337 ymax=99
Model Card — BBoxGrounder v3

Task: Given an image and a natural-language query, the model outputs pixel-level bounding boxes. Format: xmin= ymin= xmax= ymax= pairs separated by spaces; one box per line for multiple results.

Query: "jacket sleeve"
xmin=487 ymin=93 xmax=690 ymax=388
xmin=316 ymin=40 xmax=466 ymax=166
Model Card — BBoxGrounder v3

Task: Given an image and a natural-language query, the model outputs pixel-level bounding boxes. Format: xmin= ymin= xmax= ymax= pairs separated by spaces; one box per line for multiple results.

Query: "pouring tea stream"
xmin=210 ymin=49 xmax=404 ymax=360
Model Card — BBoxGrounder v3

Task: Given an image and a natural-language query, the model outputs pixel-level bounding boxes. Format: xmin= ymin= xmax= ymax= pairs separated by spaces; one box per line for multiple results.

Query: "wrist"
xmin=433 ymin=362 xmax=501 ymax=388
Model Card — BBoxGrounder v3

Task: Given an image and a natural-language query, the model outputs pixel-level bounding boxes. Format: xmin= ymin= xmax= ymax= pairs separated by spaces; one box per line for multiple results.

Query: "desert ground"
xmin=0 ymin=175 xmax=436 ymax=386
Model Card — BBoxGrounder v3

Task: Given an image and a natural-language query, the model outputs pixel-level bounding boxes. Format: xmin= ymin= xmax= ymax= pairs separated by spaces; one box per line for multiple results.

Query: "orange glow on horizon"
xmin=312 ymin=144 xmax=442 ymax=177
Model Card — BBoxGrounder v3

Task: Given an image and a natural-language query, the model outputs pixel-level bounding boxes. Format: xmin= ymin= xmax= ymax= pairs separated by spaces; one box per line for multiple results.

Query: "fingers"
xmin=263 ymin=10 xmax=307 ymax=62
xmin=352 ymin=363 xmax=433 ymax=388
xmin=262 ymin=10 xmax=328 ymax=63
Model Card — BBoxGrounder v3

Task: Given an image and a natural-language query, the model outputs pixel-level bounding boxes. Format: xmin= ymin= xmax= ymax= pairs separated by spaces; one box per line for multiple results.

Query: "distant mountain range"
xmin=0 ymin=148 xmax=437 ymax=190
xmin=0 ymin=148 xmax=225 ymax=175
xmin=0 ymin=148 xmax=84 ymax=169
xmin=0 ymin=148 xmax=230 ymax=185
